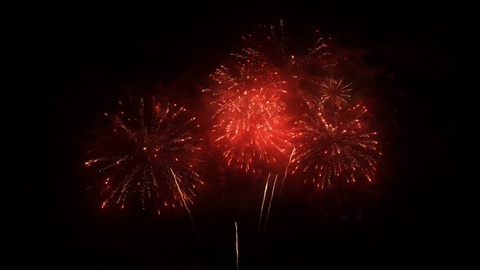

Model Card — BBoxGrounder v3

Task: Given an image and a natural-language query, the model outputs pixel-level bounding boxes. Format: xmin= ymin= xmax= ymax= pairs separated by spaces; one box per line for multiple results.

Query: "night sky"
xmin=14 ymin=3 xmax=473 ymax=269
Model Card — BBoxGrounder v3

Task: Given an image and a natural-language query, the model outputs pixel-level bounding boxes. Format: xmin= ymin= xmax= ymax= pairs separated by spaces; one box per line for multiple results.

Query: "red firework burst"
xmin=83 ymin=95 xmax=204 ymax=214
xmin=292 ymin=102 xmax=381 ymax=188
xmin=203 ymin=47 xmax=293 ymax=172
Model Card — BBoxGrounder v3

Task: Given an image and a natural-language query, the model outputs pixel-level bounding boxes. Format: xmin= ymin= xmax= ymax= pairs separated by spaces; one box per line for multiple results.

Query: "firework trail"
xmin=292 ymin=102 xmax=381 ymax=188
xmin=278 ymin=147 xmax=296 ymax=195
xmin=203 ymin=46 xmax=293 ymax=173
xmin=235 ymin=221 xmax=239 ymax=270
xmin=170 ymin=168 xmax=196 ymax=233
xmin=258 ymin=173 xmax=271 ymax=232
xmin=84 ymin=95 xmax=204 ymax=214
xmin=257 ymin=172 xmax=280 ymax=237
xmin=263 ymin=174 xmax=278 ymax=234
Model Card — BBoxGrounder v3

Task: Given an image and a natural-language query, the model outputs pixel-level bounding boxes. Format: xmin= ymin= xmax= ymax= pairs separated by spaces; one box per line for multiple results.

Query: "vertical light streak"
xmin=235 ymin=221 xmax=239 ymax=270
xmin=170 ymin=167 xmax=196 ymax=234
xmin=279 ymin=147 xmax=296 ymax=195
xmin=258 ymin=173 xmax=271 ymax=232
xmin=263 ymin=174 xmax=278 ymax=234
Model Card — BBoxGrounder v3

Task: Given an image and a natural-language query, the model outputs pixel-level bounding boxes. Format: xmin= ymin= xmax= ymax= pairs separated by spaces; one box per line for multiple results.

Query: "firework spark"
xmin=203 ymin=47 xmax=293 ymax=172
xmin=292 ymin=103 xmax=381 ymax=188
xmin=299 ymin=77 xmax=354 ymax=110
xmin=84 ymin=95 xmax=204 ymax=213
xmin=239 ymin=20 xmax=337 ymax=81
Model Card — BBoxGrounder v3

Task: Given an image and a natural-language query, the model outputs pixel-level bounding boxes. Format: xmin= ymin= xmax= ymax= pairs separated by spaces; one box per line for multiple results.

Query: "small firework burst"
xmin=299 ymin=77 xmax=354 ymax=110
xmin=292 ymin=102 xmax=381 ymax=188
xmin=84 ymin=95 xmax=204 ymax=214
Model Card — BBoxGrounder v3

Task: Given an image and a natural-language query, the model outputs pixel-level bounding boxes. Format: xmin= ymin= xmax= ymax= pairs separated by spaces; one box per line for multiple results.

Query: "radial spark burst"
xmin=84 ymin=95 xmax=204 ymax=213
xmin=299 ymin=77 xmax=354 ymax=110
xmin=203 ymin=47 xmax=293 ymax=172
xmin=292 ymin=103 xmax=381 ymax=188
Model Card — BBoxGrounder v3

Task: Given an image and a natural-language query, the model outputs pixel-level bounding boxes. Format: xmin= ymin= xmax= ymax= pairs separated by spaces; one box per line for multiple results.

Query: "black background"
xmin=13 ymin=3 xmax=473 ymax=269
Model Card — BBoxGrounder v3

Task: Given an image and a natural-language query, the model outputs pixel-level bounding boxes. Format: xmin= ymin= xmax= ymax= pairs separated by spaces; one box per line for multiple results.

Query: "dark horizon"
xmin=15 ymin=4 xmax=472 ymax=269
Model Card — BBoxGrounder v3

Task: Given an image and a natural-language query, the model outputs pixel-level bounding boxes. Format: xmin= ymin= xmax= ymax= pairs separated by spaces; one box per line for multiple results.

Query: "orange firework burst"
xmin=203 ymin=47 xmax=293 ymax=173
xmin=84 ymin=95 xmax=204 ymax=214
xmin=292 ymin=102 xmax=381 ymax=188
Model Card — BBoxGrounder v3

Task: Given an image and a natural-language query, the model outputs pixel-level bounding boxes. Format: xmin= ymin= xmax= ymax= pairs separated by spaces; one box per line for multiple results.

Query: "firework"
xmin=237 ymin=20 xmax=356 ymax=115
xmin=292 ymin=102 xmax=381 ymax=188
xmin=84 ymin=95 xmax=204 ymax=214
xmin=239 ymin=20 xmax=337 ymax=81
xmin=258 ymin=173 xmax=279 ymax=234
xmin=203 ymin=47 xmax=293 ymax=173
xmin=235 ymin=221 xmax=239 ymax=270
xmin=299 ymin=77 xmax=354 ymax=110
